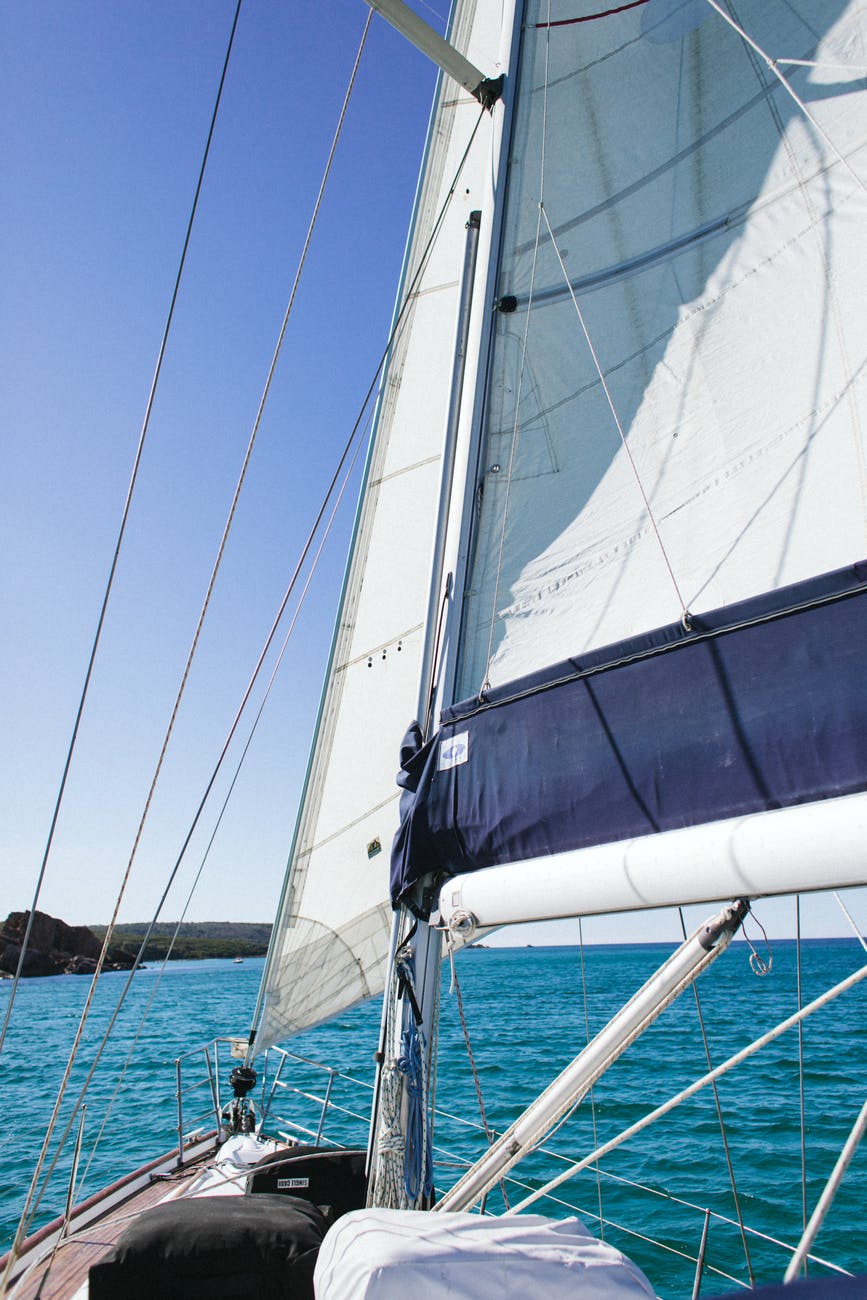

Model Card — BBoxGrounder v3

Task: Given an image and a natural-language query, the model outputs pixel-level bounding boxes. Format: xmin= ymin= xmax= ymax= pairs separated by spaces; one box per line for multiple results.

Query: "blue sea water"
xmin=1 ymin=939 xmax=865 ymax=1295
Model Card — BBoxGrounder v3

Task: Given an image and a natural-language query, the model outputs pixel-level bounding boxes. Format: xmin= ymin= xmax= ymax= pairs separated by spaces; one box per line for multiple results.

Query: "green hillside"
xmin=89 ymin=921 xmax=272 ymax=961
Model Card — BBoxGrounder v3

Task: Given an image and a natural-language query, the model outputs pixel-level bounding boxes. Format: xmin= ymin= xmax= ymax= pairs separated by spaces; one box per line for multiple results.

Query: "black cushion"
xmin=88 ymin=1193 xmax=327 ymax=1300
xmin=246 ymin=1145 xmax=367 ymax=1220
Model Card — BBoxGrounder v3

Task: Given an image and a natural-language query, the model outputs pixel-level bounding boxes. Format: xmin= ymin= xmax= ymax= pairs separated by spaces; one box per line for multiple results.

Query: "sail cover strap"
xmin=391 ymin=561 xmax=867 ymax=904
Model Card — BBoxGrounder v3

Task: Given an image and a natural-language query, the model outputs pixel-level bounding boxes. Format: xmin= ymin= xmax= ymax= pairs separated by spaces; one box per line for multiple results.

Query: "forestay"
xmin=254 ymin=0 xmax=507 ymax=1049
xmin=392 ymin=0 xmax=867 ymax=907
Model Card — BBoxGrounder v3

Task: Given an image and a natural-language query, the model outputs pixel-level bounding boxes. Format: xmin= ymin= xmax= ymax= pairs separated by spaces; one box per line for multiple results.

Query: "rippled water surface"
xmin=2 ymin=939 xmax=865 ymax=1295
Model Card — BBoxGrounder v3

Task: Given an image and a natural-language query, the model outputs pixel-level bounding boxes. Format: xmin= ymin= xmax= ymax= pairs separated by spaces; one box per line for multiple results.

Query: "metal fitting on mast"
xmin=363 ymin=0 xmax=503 ymax=108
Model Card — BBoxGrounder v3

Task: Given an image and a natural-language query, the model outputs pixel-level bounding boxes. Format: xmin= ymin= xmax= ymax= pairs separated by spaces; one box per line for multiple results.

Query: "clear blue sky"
xmin=0 ymin=0 xmax=448 ymax=927
xmin=1 ymin=0 xmax=863 ymax=945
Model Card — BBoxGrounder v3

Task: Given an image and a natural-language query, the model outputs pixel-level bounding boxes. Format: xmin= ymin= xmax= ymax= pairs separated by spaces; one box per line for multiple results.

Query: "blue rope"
xmin=398 ymin=1021 xmax=432 ymax=1201
xmin=396 ymin=953 xmax=432 ymax=1202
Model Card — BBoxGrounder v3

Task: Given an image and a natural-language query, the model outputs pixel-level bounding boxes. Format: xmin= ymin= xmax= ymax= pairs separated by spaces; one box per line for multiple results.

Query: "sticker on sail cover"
xmin=439 ymin=731 xmax=469 ymax=771
xmin=277 ymin=1177 xmax=310 ymax=1190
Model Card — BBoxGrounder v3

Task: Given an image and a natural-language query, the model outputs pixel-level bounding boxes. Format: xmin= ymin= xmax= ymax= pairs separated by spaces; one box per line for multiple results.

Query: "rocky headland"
xmin=0 ymin=911 xmax=136 ymax=977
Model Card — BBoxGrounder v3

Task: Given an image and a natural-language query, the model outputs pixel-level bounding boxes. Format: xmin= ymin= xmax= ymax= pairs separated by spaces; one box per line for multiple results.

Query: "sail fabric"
xmin=386 ymin=0 xmax=867 ymax=908
xmin=454 ymin=0 xmax=867 ymax=699
xmin=392 ymin=563 xmax=867 ymax=902
xmin=255 ymin=1 xmax=506 ymax=1050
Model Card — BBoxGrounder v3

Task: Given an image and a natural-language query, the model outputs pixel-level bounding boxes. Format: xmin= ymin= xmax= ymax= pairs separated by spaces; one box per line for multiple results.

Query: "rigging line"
xmin=778 ymin=59 xmax=867 ymax=73
xmin=446 ymin=943 xmax=510 ymax=1210
xmin=509 ymin=961 xmax=867 ymax=1215
xmin=832 ymin=891 xmax=867 ymax=953
xmin=577 ymin=917 xmax=604 ymax=1240
xmin=91 ymin=0 xmax=374 ymax=998
xmin=1 ymin=20 xmax=376 ymax=1273
xmin=534 ymin=0 xmax=648 ymax=26
xmin=481 ymin=2 xmax=551 ymax=692
xmin=703 ymin=0 xmax=867 ymax=197
xmin=19 ymin=387 xmax=369 ymax=1238
xmin=540 ymin=202 xmax=691 ymax=623
xmin=0 ymin=0 xmax=244 ymax=1063
xmin=28 ymin=93 xmax=488 ymax=1243
xmin=519 ymin=1154 xmax=850 ymax=1276
xmin=785 ymin=1095 xmax=867 ymax=1283
xmin=796 ymin=897 xmax=808 ymax=1244
xmin=78 ymin=429 xmax=369 ymax=1198
xmin=677 ymin=908 xmax=754 ymax=1287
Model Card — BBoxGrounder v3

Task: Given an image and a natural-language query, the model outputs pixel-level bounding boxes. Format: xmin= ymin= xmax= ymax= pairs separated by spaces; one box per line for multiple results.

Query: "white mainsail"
xmin=455 ymin=0 xmax=867 ymax=694
xmin=254 ymin=0 xmax=509 ymax=1050
xmin=390 ymin=0 xmax=867 ymax=922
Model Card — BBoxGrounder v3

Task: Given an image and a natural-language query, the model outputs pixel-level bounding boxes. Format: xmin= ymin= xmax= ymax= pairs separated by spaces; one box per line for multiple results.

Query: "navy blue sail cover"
xmin=390 ymin=563 xmax=867 ymax=905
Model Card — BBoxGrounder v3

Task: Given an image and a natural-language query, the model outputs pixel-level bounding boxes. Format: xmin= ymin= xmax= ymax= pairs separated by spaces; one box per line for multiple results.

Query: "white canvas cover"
xmin=314 ymin=1208 xmax=655 ymax=1299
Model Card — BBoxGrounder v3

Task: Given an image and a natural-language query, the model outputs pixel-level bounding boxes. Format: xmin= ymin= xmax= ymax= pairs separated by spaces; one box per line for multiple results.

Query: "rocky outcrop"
xmin=0 ymin=911 xmax=136 ymax=977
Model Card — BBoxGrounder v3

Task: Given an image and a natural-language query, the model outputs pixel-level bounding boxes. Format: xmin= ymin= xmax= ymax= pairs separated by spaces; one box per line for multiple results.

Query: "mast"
xmin=367 ymin=0 xmax=522 ymax=1209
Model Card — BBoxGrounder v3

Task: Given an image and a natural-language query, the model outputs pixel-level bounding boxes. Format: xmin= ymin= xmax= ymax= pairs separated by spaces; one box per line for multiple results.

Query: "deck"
xmin=3 ymin=1138 xmax=219 ymax=1300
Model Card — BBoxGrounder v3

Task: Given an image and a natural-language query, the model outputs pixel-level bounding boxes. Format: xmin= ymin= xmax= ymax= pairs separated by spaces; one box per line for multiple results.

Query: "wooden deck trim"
xmin=2 ymin=1133 xmax=219 ymax=1295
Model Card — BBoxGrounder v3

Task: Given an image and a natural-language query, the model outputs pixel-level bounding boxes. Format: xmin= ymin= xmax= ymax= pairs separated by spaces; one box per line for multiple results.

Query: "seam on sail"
xmin=336 ymin=623 xmax=425 ymax=671
xmin=369 ymin=457 xmax=441 ymax=489
xmin=515 ymin=46 xmax=860 ymax=258
xmin=491 ymin=363 xmax=867 ymax=625
xmin=406 ymin=278 xmax=461 ymax=301
xmin=294 ymin=791 xmax=402 ymax=860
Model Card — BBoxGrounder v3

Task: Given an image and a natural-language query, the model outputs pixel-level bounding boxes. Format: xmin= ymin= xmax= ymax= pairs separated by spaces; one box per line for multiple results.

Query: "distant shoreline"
xmin=89 ymin=921 xmax=272 ymax=962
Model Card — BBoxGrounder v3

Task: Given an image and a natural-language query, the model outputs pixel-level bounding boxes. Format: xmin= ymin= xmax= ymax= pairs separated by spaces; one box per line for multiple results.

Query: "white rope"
xmin=703 ymin=0 xmax=867 ymax=198
xmin=77 ymin=426 xmax=368 ymax=1199
xmin=577 ymin=918 xmax=604 ymax=1238
xmin=2 ymin=23 xmax=376 ymax=1276
xmin=0 ymin=0 xmax=244 ymax=1064
xmin=777 ymin=60 xmax=867 ymax=74
xmin=369 ymin=924 xmax=411 ymax=1211
xmin=540 ymin=203 xmax=691 ymax=624
xmin=784 ymin=1096 xmax=867 ymax=1282
xmin=372 ymin=1061 xmax=407 ymax=1210
xmin=509 ymin=961 xmax=867 ymax=1214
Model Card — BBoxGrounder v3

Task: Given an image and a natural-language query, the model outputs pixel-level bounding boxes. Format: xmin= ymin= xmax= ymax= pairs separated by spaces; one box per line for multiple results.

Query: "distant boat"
xmin=233 ymin=957 xmax=244 ymax=965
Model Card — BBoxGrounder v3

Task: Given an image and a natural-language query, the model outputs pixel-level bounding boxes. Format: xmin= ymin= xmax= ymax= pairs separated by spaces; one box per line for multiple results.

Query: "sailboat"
xmin=3 ymin=0 xmax=867 ymax=1294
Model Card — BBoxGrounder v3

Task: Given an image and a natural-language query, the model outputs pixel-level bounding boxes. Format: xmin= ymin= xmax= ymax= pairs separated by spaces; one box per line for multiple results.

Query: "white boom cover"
xmin=455 ymin=0 xmax=867 ymax=697
xmin=255 ymin=0 xmax=507 ymax=1049
xmin=314 ymin=1209 xmax=655 ymax=1299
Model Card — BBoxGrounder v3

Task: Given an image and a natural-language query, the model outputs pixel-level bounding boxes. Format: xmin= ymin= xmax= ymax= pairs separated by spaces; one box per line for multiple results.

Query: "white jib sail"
xmin=255 ymin=0 xmax=509 ymax=1050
